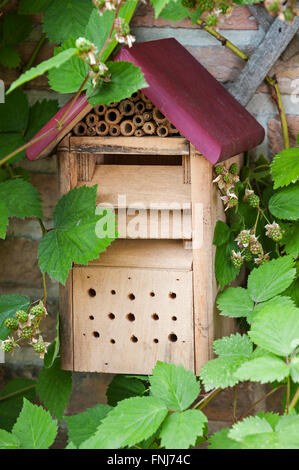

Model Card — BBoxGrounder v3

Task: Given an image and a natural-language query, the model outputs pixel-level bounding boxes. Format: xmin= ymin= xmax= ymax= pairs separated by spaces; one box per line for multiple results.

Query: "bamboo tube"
xmin=166 ymin=121 xmax=179 ymax=134
xmin=94 ymin=104 xmax=107 ymax=116
xmin=157 ymin=125 xmax=169 ymax=137
xmin=85 ymin=113 xmax=99 ymax=127
xmin=145 ymin=102 xmax=153 ymax=110
xmin=134 ymin=100 xmax=145 ymax=114
xmin=133 ymin=114 xmax=144 ymax=128
xmin=109 ymin=124 xmax=121 ymax=137
xmin=153 ymin=107 xmax=167 ymax=124
xmin=130 ymin=91 xmax=140 ymax=102
xmin=120 ymin=120 xmax=136 ymax=136
xmin=142 ymin=121 xmax=156 ymax=135
xmin=119 ymin=99 xmax=135 ymax=116
xmin=105 ymin=108 xmax=121 ymax=125
xmin=134 ymin=129 xmax=145 ymax=137
xmin=73 ymin=121 xmax=87 ymax=136
xmin=109 ymin=102 xmax=118 ymax=107
xmin=143 ymin=111 xmax=152 ymax=122
xmin=86 ymin=126 xmax=96 ymax=136
xmin=140 ymin=92 xmax=151 ymax=103
xmin=96 ymin=121 xmax=109 ymax=136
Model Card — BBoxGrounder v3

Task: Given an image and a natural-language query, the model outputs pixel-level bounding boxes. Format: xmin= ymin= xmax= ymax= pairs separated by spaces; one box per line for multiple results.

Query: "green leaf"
xmin=208 ymin=428 xmax=242 ymax=449
xmin=0 ymin=294 xmax=30 ymax=340
xmin=80 ymin=396 xmax=168 ymax=449
xmin=213 ymin=220 xmax=231 ymax=246
xmin=0 ymin=179 xmax=43 ymax=219
xmin=43 ymin=0 xmax=94 ymax=43
xmin=271 ymin=148 xmax=299 ymax=189
xmin=85 ymin=9 xmax=115 ymax=58
xmin=0 ymin=46 xmax=21 ymax=68
xmin=19 ymin=0 xmax=53 ymax=14
xmin=38 ymin=185 xmax=115 ymax=284
xmin=200 ymin=356 xmax=247 ymax=391
xmin=160 ymin=410 xmax=207 ymax=449
xmin=0 ymin=133 xmax=26 ymax=164
xmin=106 ymin=375 xmax=146 ymax=407
xmin=36 ymin=358 xmax=72 ymax=422
xmin=235 ymin=354 xmax=290 ymax=383
xmin=290 ymin=356 xmax=299 ymax=383
xmin=0 ymin=430 xmax=20 ymax=449
xmin=213 ymin=333 xmax=253 ymax=358
xmin=217 ymin=287 xmax=254 ymax=318
xmin=269 ymin=183 xmax=299 ymax=220
xmin=281 ymin=222 xmax=299 ymax=258
xmin=0 ymin=89 xmax=29 ymax=132
xmin=159 ymin=1 xmax=189 ymax=21
xmin=25 ymin=99 xmax=59 ymax=141
xmin=150 ymin=361 xmax=200 ymax=411
xmin=0 ymin=378 xmax=36 ymax=431
xmin=2 ymin=13 xmax=32 ymax=46
xmin=0 ymin=200 xmax=8 ymax=239
xmin=87 ymin=61 xmax=148 ymax=107
xmin=247 ymin=256 xmax=296 ymax=303
xmin=249 ymin=303 xmax=299 ymax=356
xmin=229 ymin=415 xmax=273 ymax=442
xmin=215 ymin=235 xmax=240 ymax=289
xmin=48 ymin=39 xmax=89 ymax=94
xmin=12 ymin=399 xmax=57 ymax=449
xmin=65 ymin=404 xmax=112 ymax=447
xmin=7 ymin=48 xmax=77 ymax=95
xmin=150 ymin=0 xmax=169 ymax=17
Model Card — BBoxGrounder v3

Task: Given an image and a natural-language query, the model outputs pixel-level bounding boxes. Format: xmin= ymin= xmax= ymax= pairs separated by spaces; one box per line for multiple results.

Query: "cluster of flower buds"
xmin=114 ymin=17 xmax=135 ymax=48
xmin=232 ymin=229 xmax=270 ymax=268
xmin=76 ymin=37 xmax=98 ymax=64
xmin=92 ymin=0 xmax=123 ymax=16
xmin=1 ymin=301 xmax=50 ymax=358
xmin=244 ymin=189 xmax=260 ymax=208
xmin=265 ymin=221 xmax=284 ymax=242
xmin=264 ymin=0 xmax=299 ymax=21
xmin=213 ymin=162 xmax=240 ymax=211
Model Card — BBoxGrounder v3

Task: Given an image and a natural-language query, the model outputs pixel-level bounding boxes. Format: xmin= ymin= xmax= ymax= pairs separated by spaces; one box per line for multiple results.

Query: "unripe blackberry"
xmin=248 ymin=193 xmax=260 ymax=208
xmin=236 ymin=230 xmax=251 ymax=247
xmin=205 ymin=14 xmax=217 ymax=26
xmin=2 ymin=342 xmax=14 ymax=353
xmin=21 ymin=327 xmax=33 ymax=339
xmin=271 ymin=228 xmax=283 ymax=242
xmin=284 ymin=8 xmax=294 ymax=21
xmin=250 ymin=241 xmax=263 ymax=255
xmin=214 ymin=164 xmax=224 ymax=175
xmin=4 ymin=318 xmax=19 ymax=330
xmin=243 ymin=249 xmax=253 ymax=262
xmin=181 ymin=0 xmax=196 ymax=7
xmin=229 ymin=163 xmax=239 ymax=175
xmin=228 ymin=197 xmax=238 ymax=208
xmin=198 ymin=0 xmax=214 ymax=11
xmin=33 ymin=341 xmax=45 ymax=353
xmin=30 ymin=303 xmax=44 ymax=318
xmin=232 ymin=257 xmax=243 ymax=269
xmin=223 ymin=173 xmax=232 ymax=184
xmin=76 ymin=37 xmax=94 ymax=53
xmin=16 ymin=310 xmax=28 ymax=323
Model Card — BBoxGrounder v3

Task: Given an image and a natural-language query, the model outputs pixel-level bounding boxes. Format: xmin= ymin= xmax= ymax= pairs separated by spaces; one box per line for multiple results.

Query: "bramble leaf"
xmin=65 ymin=404 xmax=112 ymax=447
xmin=215 ymin=234 xmax=240 ymax=289
xmin=217 ymin=287 xmax=254 ymax=318
xmin=150 ymin=0 xmax=170 ymax=17
xmin=235 ymin=354 xmax=290 ymax=383
xmin=0 ymin=200 xmax=8 ymax=239
xmin=213 ymin=221 xmax=231 ymax=246
xmin=269 ymin=183 xmax=299 ymax=220
xmin=208 ymin=428 xmax=241 ymax=449
xmin=0 ymin=295 xmax=30 ymax=340
xmin=0 ymin=430 xmax=20 ymax=449
xmin=0 ymin=179 xmax=43 ymax=220
xmin=0 ymin=89 xmax=29 ymax=132
xmin=271 ymin=148 xmax=299 ymax=189
xmin=19 ymin=0 xmax=53 ymax=14
xmin=160 ymin=410 xmax=207 ymax=449
xmin=25 ymin=99 xmax=59 ymax=141
xmin=107 ymin=375 xmax=146 ymax=407
xmin=0 ymin=378 xmax=36 ymax=431
xmin=213 ymin=334 xmax=253 ymax=357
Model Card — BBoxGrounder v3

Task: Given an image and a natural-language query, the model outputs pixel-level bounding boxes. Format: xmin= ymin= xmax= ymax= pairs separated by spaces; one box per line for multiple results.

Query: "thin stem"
xmin=59 ymin=75 xmax=90 ymax=125
xmin=253 ymin=208 xmax=260 ymax=234
xmin=0 ymin=384 xmax=36 ymax=402
xmin=97 ymin=2 xmax=122 ymax=61
xmin=290 ymin=385 xmax=299 ymax=410
xmin=22 ymin=34 xmax=47 ymax=73
xmin=193 ymin=388 xmax=221 ymax=411
xmin=286 ymin=375 xmax=290 ymax=414
xmin=42 ymin=273 xmax=47 ymax=305
xmin=237 ymin=385 xmax=284 ymax=421
xmin=266 ymin=76 xmax=290 ymax=150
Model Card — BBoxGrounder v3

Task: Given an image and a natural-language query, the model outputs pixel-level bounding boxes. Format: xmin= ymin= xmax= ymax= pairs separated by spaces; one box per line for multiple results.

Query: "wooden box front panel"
xmin=72 ymin=266 xmax=194 ymax=374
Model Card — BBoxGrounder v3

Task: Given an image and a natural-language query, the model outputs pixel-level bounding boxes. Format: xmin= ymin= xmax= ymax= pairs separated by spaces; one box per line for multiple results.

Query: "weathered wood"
xmin=73 ymin=266 xmax=194 ymax=374
xmin=57 ymin=136 xmax=78 ymax=193
xmin=70 ymin=136 xmax=190 ymax=155
xmin=248 ymin=5 xmax=273 ymax=31
xmin=228 ymin=16 xmax=299 ymax=106
xmin=59 ymin=271 xmax=74 ymax=370
xmin=76 ymin=152 xmax=96 ymax=182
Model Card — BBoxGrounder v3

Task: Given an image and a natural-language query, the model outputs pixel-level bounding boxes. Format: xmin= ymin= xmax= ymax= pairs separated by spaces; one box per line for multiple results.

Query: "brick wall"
xmin=1 ymin=1 xmax=297 ymax=445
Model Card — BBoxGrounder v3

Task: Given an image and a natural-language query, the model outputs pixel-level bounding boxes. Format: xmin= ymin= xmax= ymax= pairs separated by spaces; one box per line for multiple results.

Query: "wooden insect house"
xmin=28 ymin=39 xmax=265 ymax=375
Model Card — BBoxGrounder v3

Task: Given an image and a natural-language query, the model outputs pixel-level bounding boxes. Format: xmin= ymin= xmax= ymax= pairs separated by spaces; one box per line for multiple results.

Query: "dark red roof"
xmin=27 ymin=38 xmax=264 ymax=163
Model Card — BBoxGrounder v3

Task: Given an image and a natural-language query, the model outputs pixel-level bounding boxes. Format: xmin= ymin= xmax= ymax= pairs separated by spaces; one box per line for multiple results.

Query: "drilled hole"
xmin=111 ymin=289 xmax=116 ymax=295
xmin=128 ymin=293 xmax=135 ymax=300
xmin=152 ymin=313 xmax=159 ymax=321
xmin=169 ymin=292 xmax=176 ymax=299
xmin=89 ymin=315 xmax=94 ymax=320
xmin=153 ymin=338 xmax=159 ymax=344
xmin=93 ymin=331 xmax=100 ymax=338
xmin=88 ymin=288 xmax=96 ymax=297
xmin=172 ymin=316 xmax=177 ymax=321
xmin=126 ymin=313 xmax=135 ymax=322
xmin=168 ymin=333 xmax=177 ymax=342
xmin=131 ymin=335 xmax=138 ymax=343
xmin=150 ymin=291 xmax=155 ymax=297
xmin=110 ymin=339 xmax=115 ymax=344
xmin=108 ymin=313 xmax=115 ymax=320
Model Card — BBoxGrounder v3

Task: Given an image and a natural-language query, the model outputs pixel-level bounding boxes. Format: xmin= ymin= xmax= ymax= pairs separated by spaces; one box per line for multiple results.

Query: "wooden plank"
xmin=248 ymin=5 xmax=273 ymax=31
xmin=228 ymin=16 xmax=299 ymax=106
xmin=70 ymin=136 xmax=190 ymax=155
xmin=77 ymin=152 xmax=96 ymax=182
xmin=57 ymin=136 xmax=78 ymax=193
xmin=59 ymin=269 xmax=74 ymax=370
xmin=77 ymin=165 xmax=191 ymax=208
xmin=84 ymin=239 xmax=193 ymax=271
xmin=73 ymin=266 xmax=194 ymax=374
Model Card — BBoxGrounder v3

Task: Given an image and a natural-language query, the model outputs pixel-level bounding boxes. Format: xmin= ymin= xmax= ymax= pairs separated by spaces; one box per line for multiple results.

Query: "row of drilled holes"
xmin=88 ymin=289 xmax=177 ymax=299
xmin=89 ymin=313 xmax=177 ymax=321
xmin=91 ymin=332 xmax=178 ymax=343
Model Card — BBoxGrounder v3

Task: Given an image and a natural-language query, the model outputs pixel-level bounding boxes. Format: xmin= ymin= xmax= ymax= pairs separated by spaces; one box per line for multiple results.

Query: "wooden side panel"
xmin=73 ymin=266 xmax=194 ymax=374
xmin=77 ymin=152 xmax=96 ymax=182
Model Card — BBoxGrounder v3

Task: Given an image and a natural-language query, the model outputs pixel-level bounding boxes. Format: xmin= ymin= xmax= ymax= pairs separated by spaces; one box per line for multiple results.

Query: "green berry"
xmin=181 ymin=0 xmax=196 ymax=7
xmin=215 ymin=164 xmax=224 ymax=175
xmin=248 ymin=193 xmax=260 ymax=208
xmin=4 ymin=318 xmax=19 ymax=330
xmin=223 ymin=173 xmax=232 ymax=183
xmin=271 ymin=228 xmax=283 ymax=242
xmin=250 ymin=241 xmax=263 ymax=255
xmin=76 ymin=37 xmax=94 ymax=53
xmin=33 ymin=341 xmax=45 ymax=354
xmin=243 ymin=249 xmax=253 ymax=262
xmin=284 ymin=7 xmax=294 ymax=21
xmin=21 ymin=327 xmax=33 ymax=339
xmin=197 ymin=0 xmax=214 ymax=11
xmin=231 ymin=257 xmax=243 ymax=269
xmin=237 ymin=230 xmax=251 ymax=246
xmin=229 ymin=163 xmax=239 ymax=175
xmin=30 ymin=303 xmax=44 ymax=318
xmin=205 ymin=14 xmax=217 ymax=26
xmin=2 ymin=342 xmax=14 ymax=353
xmin=267 ymin=0 xmax=280 ymax=13
xmin=228 ymin=197 xmax=238 ymax=207
xmin=16 ymin=310 xmax=28 ymax=323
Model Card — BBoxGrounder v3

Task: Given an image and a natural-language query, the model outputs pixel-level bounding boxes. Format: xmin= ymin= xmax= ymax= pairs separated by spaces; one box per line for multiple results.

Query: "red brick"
xmin=258 ymin=52 xmax=299 ymax=95
xmin=268 ymin=115 xmax=299 ymax=154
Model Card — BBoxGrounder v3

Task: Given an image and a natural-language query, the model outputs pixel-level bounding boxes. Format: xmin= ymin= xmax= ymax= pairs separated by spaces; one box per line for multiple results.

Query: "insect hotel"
xmin=28 ymin=39 xmax=264 ymax=375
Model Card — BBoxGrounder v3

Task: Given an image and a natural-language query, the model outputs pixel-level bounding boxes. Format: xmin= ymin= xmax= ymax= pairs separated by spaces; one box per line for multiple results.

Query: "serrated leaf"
xmin=65 ymin=404 xmax=112 ymax=447
xmin=13 ymin=399 xmax=57 ymax=449
xmin=271 ymin=148 xmax=299 ymax=189
xmin=208 ymin=428 xmax=241 ymax=449
xmin=159 ymin=1 xmax=189 ymax=21
xmin=19 ymin=0 xmax=53 ymax=14
xmin=0 ymin=294 xmax=30 ymax=340
xmin=290 ymin=356 xmax=299 ymax=383
xmin=80 ymin=396 xmax=168 ymax=449
xmin=2 ymin=12 xmax=32 ymax=46
xmin=200 ymin=356 xmax=248 ymax=391
xmin=0 ymin=179 xmax=43 ymax=219
xmin=234 ymin=354 xmax=289 ymax=383
xmin=0 ymin=430 xmax=20 ymax=449
xmin=215 ymin=235 xmax=240 ymax=289
xmin=213 ymin=333 xmax=253 ymax=357
xmin=150 ymin=0 xmax=170 ymax=17
xmin=249 ymin=303 xmax=299 ymax=356
xmin=150 ymin=361 xmax=200 ymax=411
xmin=36 ymin=358 xmax=72 ymax=422
xmin=107 ymin=375 xmax=146 ymax=407
xmin=269 ymin=183 xmax=299 ymax=220
xmin=160 ymin=410 xmax=207 ymax=449
xmin=25 ymin=99 xmax=59 ymax=141
xmin=247 ymin=256 xmax=296 ymax=303
xmin=213 ymin=220 xmax=231 ymax=246
xmin=38 ymin=186 xmax=115 ymax=284
xmin=229 ymin=416 xmax=273 ymax=442
xmin=0 ymin=200 xmax=8 ymax=239
xmin=281 ymin=222 xmax=299 ymax=258
xmin=248 ymin=295 xmax=296 ymax=324
xmin=0 ymin=378 xmax=36 ymax=431
xmin=7 ymin=48 xmax=77 ymax=95
xmin=43 ymin=0 xmax=94 ymax=43
xmin=87 ymin=61 xmax=148 ymax=107
xmin=0 ymin=46 xmax=21 ymax=68
xmin=0 ymin=89 xmax=29 ymax=132
xmin=0 ymin=133 xmax=26 ymax=164
xmin=217 ymin=287 xmax=254 ymax=318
